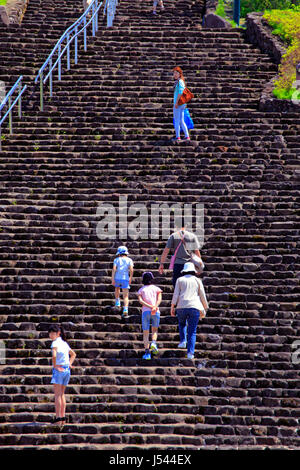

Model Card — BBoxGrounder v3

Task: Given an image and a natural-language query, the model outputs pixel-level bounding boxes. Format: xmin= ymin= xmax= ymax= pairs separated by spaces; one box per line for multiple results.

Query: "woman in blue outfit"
xmin=49 ymin=324 xmax=76 ymax=425
xmin=172 ymin=66 xmax=190 ymax=142
xmin=170 ymin=262 xmax=208 ymax=359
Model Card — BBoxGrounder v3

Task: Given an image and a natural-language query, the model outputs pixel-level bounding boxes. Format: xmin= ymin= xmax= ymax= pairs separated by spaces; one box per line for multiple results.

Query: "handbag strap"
xmin=180 ymin=230 xmax=190 ymax=254
xmin=173 ymin=231 xmax=185 ymax=257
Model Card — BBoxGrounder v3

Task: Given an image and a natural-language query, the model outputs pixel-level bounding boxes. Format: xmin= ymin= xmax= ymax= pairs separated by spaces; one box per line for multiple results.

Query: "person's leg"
xmin=150 ymin=312 xmax=159 ymax=354
xmin=176 ymin=309 xmax=187 ymax=345
xmin=53 ymin=383 xmax=62 ymax=418
xmin=173 ymin=106 xmax=181 ymax=139
xmin=179 ymin=105 xmax=189 ymax=138
xmin=151 ymin=326 xmax=158 ymax=344
xmin=143 ymin=330 xmax=150 ymax=350
xmin=153 ymin=0 xmax=158 ymax=13
xmin=186 ymin=309 xmax=200 ymax=356
xmin=159 ymin=0 xmax=164 ymax=9
xmin=122 ymin=288 xmax=129 ymax=308
xmin=59 ymin=385 xmax=66 ymax=419
xmin=115 ymin=286 xmax=121 ymax=306
xmin=142 ymin=311 xmax=151 ymax=358
xmin=172 ymin=263 xmax=183 ymax=287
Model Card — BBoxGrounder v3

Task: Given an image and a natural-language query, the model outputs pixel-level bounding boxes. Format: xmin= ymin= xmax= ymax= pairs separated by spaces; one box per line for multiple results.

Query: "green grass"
xmin=0 ymin=0 xmax=7 ymax=5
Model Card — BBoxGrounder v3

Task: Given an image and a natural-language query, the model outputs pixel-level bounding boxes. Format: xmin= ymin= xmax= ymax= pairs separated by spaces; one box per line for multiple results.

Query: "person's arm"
xmin=155 ymin=291 xmax=162 ymax=308
xmin=129 ymin=262 xmax=133 ymax=285
xmin=111 ymin=264 xmax=116 ymax=286
xmin=170 ymin=303 xmax=176 ymax=317
xmin=159 ymin=247 xmax=170 ymax=274
xmin=52 ymin=347 xmax=64 ymax=372
xmin=175 ymin=80 xmax=185 ymax=108
xmin=198 ymin=280 xmax=208 ymax=317
xmin=151 ymin=291 xmax=162 ymax=315
xmin=175 ymin=95 xmax=182 ymax=109
xmin=170 ymin=280 xmax=180 ymax=316
xmin=138 ymin=294 xmax=154 ymax=310
xmin=69 ymin=349 xmax=76 ymax=368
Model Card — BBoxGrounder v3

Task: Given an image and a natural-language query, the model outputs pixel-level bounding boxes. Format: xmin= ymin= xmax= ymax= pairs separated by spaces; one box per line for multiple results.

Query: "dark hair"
xmin=48 ymin=324 xmax=67 ymax=342
xmin=142 ymin=272 xmax=154 ymax=286
xmin=182 ymin=271 xmax=197 ymax=276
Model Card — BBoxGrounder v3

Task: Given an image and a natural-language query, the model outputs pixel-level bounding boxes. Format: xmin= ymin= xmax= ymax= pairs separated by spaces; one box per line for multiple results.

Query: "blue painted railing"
xmin=105 ymin=0 xmax=118 ymax=27
xmin=233 ymin=0 xmax=240 ymax=25
xmin=0 ymin=76 xmax=27 ymax=151
xmin=34 ymin=0 xmax=103 ymax=111
xmin=0 ymin=0 xmax=119 ymax=145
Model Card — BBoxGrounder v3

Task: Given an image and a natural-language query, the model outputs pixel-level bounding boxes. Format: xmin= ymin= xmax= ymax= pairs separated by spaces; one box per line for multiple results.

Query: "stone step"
xmin=0 ymin=0 xmax=299 ymax=450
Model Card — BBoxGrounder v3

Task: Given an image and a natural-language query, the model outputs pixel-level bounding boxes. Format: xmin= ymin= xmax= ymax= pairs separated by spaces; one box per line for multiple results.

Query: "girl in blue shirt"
xmin=172 ymin=66 xmax=190 ymax=142
xmin=112 ymin=246 xmax=134 ymax=316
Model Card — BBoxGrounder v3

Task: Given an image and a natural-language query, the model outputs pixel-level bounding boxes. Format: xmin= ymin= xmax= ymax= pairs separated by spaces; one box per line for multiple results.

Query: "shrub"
xmin=263 ymin=6 xmax=300 ymax=97
xmin=241 ymin=0 xmax=299 ymax=17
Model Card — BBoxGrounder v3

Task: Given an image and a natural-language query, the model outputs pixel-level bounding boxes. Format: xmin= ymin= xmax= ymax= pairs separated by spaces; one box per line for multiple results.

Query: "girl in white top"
xmin=49 ymin=324 xmax=76 ymax=425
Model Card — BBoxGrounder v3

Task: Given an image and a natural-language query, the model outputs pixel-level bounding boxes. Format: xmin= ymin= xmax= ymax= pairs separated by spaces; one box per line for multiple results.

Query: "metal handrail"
xmin=105 ymin=0 xmax=118 ymax=27
xmin=34 ymin=0 xmax=103 ymax=111
xmin=0 ymin=0 xmax=119 ymax=147
xmin=0 ymin=76 xmax=27 ymax=151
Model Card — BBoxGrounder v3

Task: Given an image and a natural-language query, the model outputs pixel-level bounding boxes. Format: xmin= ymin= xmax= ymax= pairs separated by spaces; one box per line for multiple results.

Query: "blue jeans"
xmin=176 ymin=308 xmax=200 ymax=355
xmin=142 ymin=310 xmax=160 ymax=331
xmin=173 ymin=104 xmax=189 ymax=139
xmin=172 ymin=263 xmax=183 ymax=287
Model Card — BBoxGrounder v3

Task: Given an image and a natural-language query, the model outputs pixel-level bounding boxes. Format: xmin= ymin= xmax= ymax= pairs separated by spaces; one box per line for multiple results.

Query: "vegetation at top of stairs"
xmin=263 ymin=4 xmax=300 ymax=99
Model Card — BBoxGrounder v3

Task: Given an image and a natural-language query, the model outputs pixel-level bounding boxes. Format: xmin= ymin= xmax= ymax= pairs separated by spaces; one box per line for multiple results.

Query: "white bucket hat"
xmin=181 ymin=262 xmax=196 ymax=273
xmin=116 ymin=245 xmax=129 ymax=255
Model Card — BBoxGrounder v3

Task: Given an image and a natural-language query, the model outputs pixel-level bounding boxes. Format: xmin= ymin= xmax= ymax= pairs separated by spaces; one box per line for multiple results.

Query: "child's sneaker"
xmin=142 ymin=350 xmax=151 ymax=360
xmin=178 ymin=341 xmax=187 ymax=349
xmin=187 ymin=353 xmax=194 ymax=359
xmin=150 ymin=342 xmax=159 ymax=355
xmin=122 ymin=306 xmax=128 ymax=317
xmin=115 ymin=298 xmax=121 ymax=307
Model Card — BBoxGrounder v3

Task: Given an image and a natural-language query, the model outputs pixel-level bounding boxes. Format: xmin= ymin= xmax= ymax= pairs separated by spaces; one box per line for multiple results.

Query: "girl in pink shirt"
xmin=137 ymin=272 xmax=162 ymax=360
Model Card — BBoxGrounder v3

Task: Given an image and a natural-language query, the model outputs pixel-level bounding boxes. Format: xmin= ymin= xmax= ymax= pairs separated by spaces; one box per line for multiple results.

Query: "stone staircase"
xmin=0 ymin=0 xmax=299 ymax=450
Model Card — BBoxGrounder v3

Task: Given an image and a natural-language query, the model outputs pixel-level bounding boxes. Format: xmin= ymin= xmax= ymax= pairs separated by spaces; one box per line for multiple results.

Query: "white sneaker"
xmin=178 ymin=341 xmax=187 ymax=349
xmin=150 ymin=342 xmax=159 ymax=355
xmin=187 ymin=353 xmax=194 ymax=359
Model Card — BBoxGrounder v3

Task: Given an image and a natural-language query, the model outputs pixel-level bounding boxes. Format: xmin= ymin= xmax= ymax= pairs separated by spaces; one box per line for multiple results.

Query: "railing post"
xmin=18 ymin=80 xmax=22 ymax=119
xmin=50 ymin=58 xmax=53 ymax=97
xmin=96 ymin=0 xmax=99 ymax=31
xmin=92 ymin=3 xmax=95 ymax=35
xmin=58 ymin=43 xmax=62 ymax=80
xmin=8 ymin=96 xmax=12 ymax=134
xmin=233 ymin=0 xmax=240 ymax=26
xmin=67 ymin=33 xmax=71 ymax=70
xmin=84 ymin=16 xmax=87 ymax=51
xmin=75 ymin=26 xmax=78 ymax=64
xmin=40 ymin=71 xmax=44 ymax=111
